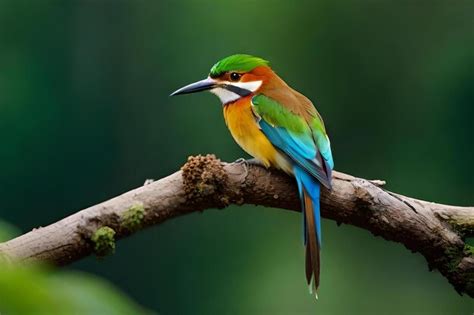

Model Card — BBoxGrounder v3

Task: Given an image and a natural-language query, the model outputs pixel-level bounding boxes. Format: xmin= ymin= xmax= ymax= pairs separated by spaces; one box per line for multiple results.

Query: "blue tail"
xmin=294 ymin=165 xmax=321 ymax=296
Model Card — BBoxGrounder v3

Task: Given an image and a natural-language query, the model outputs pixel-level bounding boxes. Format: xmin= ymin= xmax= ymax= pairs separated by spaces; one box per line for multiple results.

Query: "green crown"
xmin=210 ymin=54 xmax=269 ymax=77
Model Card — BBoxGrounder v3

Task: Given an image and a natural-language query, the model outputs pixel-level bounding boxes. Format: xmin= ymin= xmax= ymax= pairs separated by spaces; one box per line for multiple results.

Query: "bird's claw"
xmin=234 ymin=158 xmax=263 ymax=167
xmin=234 ymin=158 xmax=247 ymax=164
xmin=233 ymin=158 xmax=265 ymax=182
xmin=245 ymin=158 xmax=264 ymax=166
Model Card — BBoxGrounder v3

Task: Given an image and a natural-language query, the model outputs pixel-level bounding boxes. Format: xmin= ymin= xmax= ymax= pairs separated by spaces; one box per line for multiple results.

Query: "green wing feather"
xmin=252 ymin=94 xmax=310 ymax=133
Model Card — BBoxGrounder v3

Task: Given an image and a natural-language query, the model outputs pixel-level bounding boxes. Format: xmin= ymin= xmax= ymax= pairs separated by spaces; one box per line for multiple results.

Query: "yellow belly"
xmin=223 ymin=97 xmax=291 ymax=173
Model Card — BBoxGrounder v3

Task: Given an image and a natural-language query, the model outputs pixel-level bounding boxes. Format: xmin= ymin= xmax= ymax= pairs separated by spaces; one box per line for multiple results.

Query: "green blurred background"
xmin=1 ymin=0 xmax=473 ymax=314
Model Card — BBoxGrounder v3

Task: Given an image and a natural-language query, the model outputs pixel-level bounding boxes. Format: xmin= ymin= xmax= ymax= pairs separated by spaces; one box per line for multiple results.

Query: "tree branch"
xmin=0 ymin=155 xmax=473 ymax=296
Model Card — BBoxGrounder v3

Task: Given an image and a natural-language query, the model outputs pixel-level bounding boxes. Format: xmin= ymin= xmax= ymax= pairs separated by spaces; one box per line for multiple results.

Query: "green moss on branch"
xmin=121 ymin=203 xmax=145 ymax=232
xmin=91 ymin=226 xmax=116 ymax=256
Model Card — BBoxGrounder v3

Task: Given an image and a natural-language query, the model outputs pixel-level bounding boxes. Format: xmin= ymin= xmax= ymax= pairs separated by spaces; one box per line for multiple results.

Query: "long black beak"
xmin=170 ymin=77 xmax=217 ymax=96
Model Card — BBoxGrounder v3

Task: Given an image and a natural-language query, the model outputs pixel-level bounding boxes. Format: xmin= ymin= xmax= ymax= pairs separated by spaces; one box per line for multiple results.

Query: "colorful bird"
xmin=171 ymin=54 xmax=334 ymax=296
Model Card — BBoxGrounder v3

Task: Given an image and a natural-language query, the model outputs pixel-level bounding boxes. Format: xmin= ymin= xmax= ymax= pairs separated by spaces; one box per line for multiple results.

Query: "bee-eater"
xmin=171 ymin=54 xmax=334 ymax=296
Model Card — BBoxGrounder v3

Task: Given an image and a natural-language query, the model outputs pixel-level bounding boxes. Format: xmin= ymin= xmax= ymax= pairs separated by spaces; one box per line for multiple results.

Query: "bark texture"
xmin=0 ymin=155 xmax=472 ymax=296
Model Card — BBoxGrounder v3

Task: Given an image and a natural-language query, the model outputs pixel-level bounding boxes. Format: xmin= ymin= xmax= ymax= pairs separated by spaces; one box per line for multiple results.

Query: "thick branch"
xmin=0 ymin=155 xmax=472 ymax=296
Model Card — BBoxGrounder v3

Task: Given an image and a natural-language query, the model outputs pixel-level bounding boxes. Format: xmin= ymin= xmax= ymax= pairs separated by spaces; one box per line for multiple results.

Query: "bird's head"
xmin=170 ymin=54 xmax=271 ymax=104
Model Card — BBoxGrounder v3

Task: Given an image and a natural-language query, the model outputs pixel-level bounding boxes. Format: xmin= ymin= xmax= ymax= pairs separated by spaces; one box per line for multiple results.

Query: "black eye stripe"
xmin=223 ymin=84 xmax=251 ymax=97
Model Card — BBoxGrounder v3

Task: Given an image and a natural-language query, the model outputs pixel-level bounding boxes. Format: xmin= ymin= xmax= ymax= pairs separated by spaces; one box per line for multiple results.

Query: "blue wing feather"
xmin=259 ymin=120 xmax=331 ymax=188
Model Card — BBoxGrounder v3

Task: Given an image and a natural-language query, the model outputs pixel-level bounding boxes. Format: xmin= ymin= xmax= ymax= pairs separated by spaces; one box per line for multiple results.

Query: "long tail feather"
xmin=294 ymin=165 xmax=322 ymax=297
xmin=304 ymin=189 xmax=321 ymax=296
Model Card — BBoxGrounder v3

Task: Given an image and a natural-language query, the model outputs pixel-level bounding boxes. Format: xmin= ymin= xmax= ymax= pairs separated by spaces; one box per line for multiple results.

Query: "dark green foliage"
xmin=0 ymin=264 xmax=153 ymax=315
xmin=0 ymin=221 xmax=152 ymax=314
xmin=0 ymin=1 xmax=472 ymax=314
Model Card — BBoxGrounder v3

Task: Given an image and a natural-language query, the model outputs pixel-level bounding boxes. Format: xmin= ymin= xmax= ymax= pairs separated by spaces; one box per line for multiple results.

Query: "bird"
xmin=170 ymin=54 xmax=334 ymax=297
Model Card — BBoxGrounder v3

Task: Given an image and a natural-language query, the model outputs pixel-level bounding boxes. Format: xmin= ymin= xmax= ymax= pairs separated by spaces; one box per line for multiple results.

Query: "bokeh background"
xmin=1 ymin=0 xmax=473 ymax=314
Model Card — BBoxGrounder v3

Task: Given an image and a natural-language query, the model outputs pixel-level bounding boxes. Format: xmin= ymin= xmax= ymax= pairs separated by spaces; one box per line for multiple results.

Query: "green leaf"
xmin=0 ymin=264 xmax=154 ymax=315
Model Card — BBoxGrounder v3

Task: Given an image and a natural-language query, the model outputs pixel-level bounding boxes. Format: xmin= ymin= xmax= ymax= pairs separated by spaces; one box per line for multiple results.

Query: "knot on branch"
xmin=182 ymin=154 xmax=234 ymax=208
xmin=442 ymin=246 xmax=474 ymax=295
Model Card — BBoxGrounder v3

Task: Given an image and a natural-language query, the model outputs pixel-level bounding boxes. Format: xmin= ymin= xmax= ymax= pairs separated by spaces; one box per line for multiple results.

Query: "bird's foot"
xmin=247 ymin=158 xmax=265 ymax=166
xmin=233 ymin=158 xmax=264 ymax=181
xmin=234 ymin=157 xmax=247 ymax=164
xmin=234 ymin=158 xmax=264 ymax=167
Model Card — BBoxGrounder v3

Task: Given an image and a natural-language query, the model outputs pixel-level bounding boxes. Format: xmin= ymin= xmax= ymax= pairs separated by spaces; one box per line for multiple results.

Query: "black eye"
xmin=230 ymin=72 xmax=241 ymax=81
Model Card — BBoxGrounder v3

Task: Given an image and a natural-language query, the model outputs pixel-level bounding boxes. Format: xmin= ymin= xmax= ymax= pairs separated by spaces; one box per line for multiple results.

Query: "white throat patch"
xmin=210 ymin=87 xmax=240 ymax=104
xmin=210 ymin=80 xmax=262 ymax=104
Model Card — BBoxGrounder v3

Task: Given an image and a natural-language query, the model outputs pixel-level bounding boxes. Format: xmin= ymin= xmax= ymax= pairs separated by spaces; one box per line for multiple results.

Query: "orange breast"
xmin=223 ymin=97 xmax=290 ymax=172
